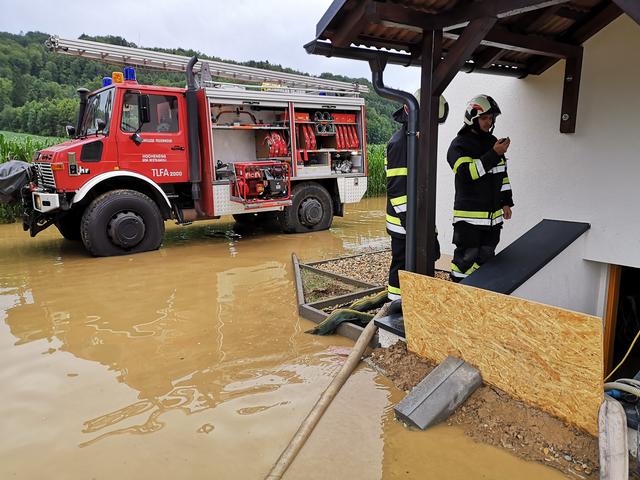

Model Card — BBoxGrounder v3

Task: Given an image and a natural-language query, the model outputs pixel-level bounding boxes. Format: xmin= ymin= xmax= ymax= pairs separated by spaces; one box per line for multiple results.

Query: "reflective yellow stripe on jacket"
xmin=452 ymin=209 xmax=503 ymax=226
xmin=387 ymin=167 xmax=408 ymax=177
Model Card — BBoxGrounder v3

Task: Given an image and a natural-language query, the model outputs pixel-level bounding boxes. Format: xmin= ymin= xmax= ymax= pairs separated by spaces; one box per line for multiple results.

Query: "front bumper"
xmin=32 ymin=191 xmax=61 ymax=213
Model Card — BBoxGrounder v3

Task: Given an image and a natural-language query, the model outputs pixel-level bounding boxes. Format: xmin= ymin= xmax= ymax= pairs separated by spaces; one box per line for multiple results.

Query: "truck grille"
xmin=34 ymin=162 xmax=56 ymax=189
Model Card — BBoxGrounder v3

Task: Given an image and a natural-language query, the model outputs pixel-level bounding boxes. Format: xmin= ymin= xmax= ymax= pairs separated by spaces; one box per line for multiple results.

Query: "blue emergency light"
xmin=102 ymin=77 xmax=113 ymax=87
xmin=124 ymin=67 xmax=136 ymax=81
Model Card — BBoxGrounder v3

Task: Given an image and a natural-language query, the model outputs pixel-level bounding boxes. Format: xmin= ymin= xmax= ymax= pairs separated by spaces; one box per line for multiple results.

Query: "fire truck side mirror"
xmin=130 ymin=132 xmax=143 ymax=146
xmin=65 ymin=125 xmax=76 ymax=137
xmin=96 ymin=119 xmax=106 ymax=132
xmin=139 ymin=94 xmax=151 ymax=125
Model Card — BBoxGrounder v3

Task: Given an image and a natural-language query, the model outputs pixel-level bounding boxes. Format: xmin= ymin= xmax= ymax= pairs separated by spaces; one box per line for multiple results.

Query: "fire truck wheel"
xmin=280 ymin=183 xmax=333 ymax=233
xmin=80 ymin=189 xmax=165 ymax=257
xmin=55 ymin=209 xmax=83 ymax=241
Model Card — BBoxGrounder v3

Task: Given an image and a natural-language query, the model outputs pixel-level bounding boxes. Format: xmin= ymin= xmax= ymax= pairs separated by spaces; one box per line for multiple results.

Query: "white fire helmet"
xmin=463 ymin=94 xmax=501 ymax=126
xmin=413 ymin=89 xmax=449 ymax=124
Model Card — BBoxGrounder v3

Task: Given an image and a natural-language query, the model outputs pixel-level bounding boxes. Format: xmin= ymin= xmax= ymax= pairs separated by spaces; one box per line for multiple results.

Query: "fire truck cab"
xmin=24 ymin=37 xmax=369 ymax=257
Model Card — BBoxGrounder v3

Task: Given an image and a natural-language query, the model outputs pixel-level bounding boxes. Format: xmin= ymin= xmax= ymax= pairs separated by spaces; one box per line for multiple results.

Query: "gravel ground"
xmin=312 ymin=250 xmax=392 ymax=286
xmin=310 ymin=250 xmax=451 ymax=286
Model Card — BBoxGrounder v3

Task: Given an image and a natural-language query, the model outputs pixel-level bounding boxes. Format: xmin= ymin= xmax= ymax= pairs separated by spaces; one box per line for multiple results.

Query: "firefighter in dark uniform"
xmin=446 ymin=94 xmax=513 ymax=282
xmin=386 ymin=91 xmax=448 ymax=300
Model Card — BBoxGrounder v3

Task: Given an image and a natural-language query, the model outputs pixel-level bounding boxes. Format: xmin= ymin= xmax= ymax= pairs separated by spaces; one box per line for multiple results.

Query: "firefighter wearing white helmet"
xmin=385 ymin=90 xmax=448 ymax=300
xmin=446 ymin=94 xmax=514 ymax=282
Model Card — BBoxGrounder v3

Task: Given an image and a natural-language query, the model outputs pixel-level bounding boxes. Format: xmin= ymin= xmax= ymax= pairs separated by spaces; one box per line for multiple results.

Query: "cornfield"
xmin=365 ymin=144 xmax=386 ymax=197
xmin=0 ymin=132 xmax=62 ymax=223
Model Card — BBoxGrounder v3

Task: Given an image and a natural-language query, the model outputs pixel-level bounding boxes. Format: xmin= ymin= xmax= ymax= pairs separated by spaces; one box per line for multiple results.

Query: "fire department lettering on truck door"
xmin=116 ymin=90 xmax=189 ymax=181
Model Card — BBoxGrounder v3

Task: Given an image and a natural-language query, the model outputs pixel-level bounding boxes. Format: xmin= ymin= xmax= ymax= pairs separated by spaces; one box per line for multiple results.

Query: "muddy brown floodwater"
xmin=0 ymin=197 xmax=568 ymax=479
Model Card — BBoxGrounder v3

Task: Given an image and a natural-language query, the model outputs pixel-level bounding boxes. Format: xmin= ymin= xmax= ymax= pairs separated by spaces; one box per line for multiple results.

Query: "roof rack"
xmin=45 ymin=36 xmax=369 ymax=94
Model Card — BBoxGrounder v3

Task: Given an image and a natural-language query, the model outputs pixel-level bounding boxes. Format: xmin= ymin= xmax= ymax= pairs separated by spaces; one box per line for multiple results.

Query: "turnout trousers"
xmin=388 ymin=236 xmax=405 ymax=300
xmin=450 ymin=222 xmax=501 ymax=282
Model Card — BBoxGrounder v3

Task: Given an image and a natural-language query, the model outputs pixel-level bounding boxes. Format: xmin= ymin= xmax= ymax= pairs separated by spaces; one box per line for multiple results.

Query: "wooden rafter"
xmin=434 ymin=17 xmax=497 ymax=95
xmin=332 ymin=0 xmax=375 ymax=48
xmin=444 ymin=26 xmax=582 ymax=58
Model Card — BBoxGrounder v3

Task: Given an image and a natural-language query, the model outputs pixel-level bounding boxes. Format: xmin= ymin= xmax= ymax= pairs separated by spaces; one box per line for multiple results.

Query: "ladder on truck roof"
xmin=45 ymin=36 xmax=369 ymax=95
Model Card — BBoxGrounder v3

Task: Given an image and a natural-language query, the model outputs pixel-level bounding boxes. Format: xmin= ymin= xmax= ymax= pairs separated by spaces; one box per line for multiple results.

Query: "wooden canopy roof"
xmin=306 ymin=0 xmax=639 ymax=277
xmin=309 ymin=0 xmax=637 ymax=78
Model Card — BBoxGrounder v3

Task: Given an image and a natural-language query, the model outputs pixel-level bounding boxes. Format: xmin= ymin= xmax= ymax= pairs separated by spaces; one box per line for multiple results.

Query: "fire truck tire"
xmin=55 ymin=209 xmax=83 ymax=241
xmin=80 ymin=189 xmax=165 ymax=257
xmin=280 ymin=183 xmax=333 ymax=233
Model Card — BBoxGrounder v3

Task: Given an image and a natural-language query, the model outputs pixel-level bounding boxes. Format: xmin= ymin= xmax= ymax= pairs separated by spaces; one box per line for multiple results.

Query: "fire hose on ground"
xmin=264 ymin=302 xmax=391 ymax=479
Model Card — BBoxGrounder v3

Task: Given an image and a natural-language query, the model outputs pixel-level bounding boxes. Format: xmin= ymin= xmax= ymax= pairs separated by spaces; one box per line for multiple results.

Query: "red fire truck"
xmin=19 ymin=37 xmax=369 ymax=256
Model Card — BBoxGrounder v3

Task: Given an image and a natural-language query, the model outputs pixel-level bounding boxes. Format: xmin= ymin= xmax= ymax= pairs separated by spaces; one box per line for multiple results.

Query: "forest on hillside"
xmin=0 ymin=31 xmax=401 ymax=144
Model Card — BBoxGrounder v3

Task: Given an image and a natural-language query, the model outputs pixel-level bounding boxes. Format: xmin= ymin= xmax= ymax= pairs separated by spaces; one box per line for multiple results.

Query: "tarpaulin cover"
xmin=0 ymin=160 xmax=31 ymax=204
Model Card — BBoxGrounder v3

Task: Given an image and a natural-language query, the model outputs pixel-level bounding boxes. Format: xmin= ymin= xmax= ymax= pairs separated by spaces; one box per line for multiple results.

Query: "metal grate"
xmin=33 ymin=162 xmax=56 ymax=189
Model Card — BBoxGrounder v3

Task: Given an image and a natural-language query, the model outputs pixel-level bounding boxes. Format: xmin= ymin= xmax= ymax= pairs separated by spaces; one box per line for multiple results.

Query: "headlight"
xmin=33 ymin=151 xmax=41 ymax=161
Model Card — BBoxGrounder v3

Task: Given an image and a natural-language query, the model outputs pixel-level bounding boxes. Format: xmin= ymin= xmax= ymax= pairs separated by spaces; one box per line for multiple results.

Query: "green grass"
xmin=365 ymin=143 xmax=386 ymax=197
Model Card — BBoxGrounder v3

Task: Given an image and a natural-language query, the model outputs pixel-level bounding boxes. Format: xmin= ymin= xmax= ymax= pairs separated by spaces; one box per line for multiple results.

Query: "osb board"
xmin=400 ymin=271 xmax=603 ymax=435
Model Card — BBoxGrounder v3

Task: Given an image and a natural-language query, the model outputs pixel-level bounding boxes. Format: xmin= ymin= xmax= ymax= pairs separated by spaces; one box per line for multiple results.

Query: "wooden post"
xmin=417 ymin=30 xmax=441 ymax=277
xmin=559 ymin=48 xmax=583 ymax=133
xmin=603 ymin=264 xmax=621 ymax=376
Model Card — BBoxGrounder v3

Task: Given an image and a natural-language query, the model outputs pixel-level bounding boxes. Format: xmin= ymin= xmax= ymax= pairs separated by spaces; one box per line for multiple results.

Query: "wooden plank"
xmin=400 ymin=271 xmax=603 ymax=435
xmin=603 ymin=265 xmax=622 ymax=376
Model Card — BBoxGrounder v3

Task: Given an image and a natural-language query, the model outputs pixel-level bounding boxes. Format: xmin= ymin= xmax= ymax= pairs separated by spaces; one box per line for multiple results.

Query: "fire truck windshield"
xmin=80 ymin=87 xmax=114 ymax=136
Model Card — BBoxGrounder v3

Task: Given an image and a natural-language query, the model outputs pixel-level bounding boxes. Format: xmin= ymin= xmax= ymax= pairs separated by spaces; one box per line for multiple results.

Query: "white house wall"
xmin=510 ymin=236 xmax=607 ymax=317
xmin=435 ymin=16 xmax=640 ymax=272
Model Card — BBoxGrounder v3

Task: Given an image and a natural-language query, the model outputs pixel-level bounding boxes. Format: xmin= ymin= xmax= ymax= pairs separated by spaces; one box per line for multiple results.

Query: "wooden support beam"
xmin=416 ymin=29 xmax=442 ymax=277
xmin=444 ymin=26 xmax=582 ymax=58
xmin=434 ymin=17 xmax=497 ymax=96
xmin=332 ymin=0 xmax=374 ymax=48
xmin=612 ymin=0 xmax=640 ymax=26
xmin=559 ymin=48 xmax=583 ymax=133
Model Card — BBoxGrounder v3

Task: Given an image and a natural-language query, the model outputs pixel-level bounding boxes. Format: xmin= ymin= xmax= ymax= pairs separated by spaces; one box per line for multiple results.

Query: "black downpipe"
xmin=369 ymin=58 xmax=418 ymax=273
xmin=76 ymin=88 xmax=90 ymax=134
xmin=186 ymin=57 xmax=204 ymax=216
